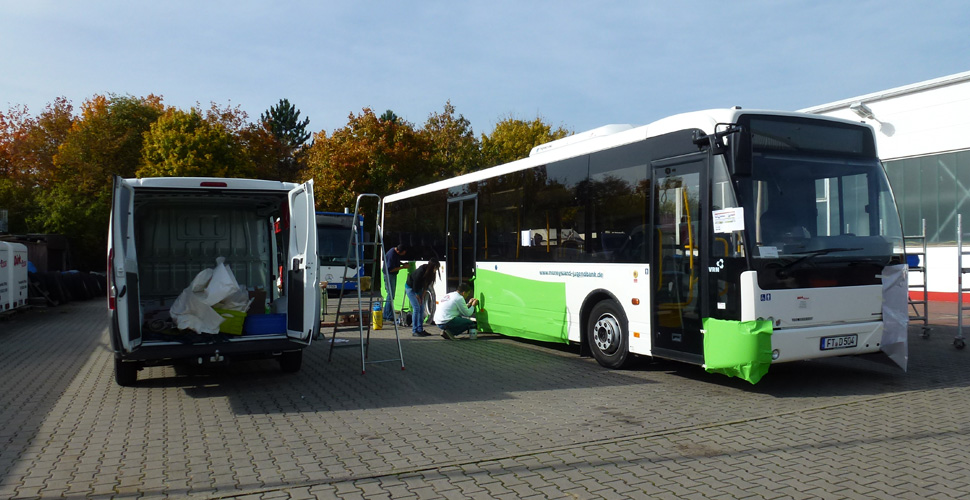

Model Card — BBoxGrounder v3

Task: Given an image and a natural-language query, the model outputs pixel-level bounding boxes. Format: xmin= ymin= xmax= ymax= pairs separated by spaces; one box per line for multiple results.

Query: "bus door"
xmin=651 ymin=154 xmax=709 ymax=361
xmin=446 ymin=195 xmax=478 ymax=291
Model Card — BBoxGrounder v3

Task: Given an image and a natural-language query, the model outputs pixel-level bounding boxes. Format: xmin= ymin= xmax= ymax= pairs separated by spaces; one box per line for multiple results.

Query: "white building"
xmin=801 ymin=71 xmax=970 ymax=300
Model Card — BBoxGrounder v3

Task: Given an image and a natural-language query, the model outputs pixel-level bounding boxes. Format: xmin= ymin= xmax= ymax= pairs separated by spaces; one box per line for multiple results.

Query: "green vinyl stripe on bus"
xmin=701 ymin=317 xmax=773 ymax=384
xmin=475 ymin=268 xmax=568 ymax=344
xmin=379 ymin=264 xmax=414 ymax=313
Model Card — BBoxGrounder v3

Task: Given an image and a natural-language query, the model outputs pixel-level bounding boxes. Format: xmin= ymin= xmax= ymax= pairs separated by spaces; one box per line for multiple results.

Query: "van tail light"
xmin=200 ymin=181 xmax=228 ymax=187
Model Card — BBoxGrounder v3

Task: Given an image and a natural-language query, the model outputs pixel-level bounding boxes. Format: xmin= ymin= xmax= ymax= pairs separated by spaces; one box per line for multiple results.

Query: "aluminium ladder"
xmin=326 ymin=194 xmax=406 ymax=372
xmin=905 ymin=219 xmax=931 ymax=339
xmin=956 ymin=214 xmax=968 ymax=349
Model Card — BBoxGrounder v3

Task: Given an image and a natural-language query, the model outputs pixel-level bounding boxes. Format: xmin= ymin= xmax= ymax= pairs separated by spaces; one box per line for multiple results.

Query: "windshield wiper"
xmin=776 ymin=247 xmax=863 ymax=277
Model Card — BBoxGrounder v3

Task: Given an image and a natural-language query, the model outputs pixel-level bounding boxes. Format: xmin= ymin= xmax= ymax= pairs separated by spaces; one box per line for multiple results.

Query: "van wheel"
xmin=115 ymin=358 xmax=138 ymax=386
xmin=279 ymin=350 xmax=303 ymax=373
xmin=588 ymin=301 xmax=631 ymax=369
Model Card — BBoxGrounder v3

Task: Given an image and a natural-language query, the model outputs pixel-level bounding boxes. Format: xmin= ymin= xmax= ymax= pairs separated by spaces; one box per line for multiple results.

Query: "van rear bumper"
xmin=117 ymin=338 xmax=305 ymax=363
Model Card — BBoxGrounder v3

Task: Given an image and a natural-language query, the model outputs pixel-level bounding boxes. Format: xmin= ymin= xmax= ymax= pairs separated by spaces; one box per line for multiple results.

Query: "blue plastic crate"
xmin=243 ymin=314 xmax=286 ymax=335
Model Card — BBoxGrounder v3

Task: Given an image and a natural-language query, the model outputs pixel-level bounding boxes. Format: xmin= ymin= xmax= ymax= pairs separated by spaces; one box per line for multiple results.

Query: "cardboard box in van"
xmin=107 ymin=176 xmax=319 ymax=386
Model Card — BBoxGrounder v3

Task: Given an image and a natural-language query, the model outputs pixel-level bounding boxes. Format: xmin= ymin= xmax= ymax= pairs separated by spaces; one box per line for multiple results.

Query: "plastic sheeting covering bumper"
xmin=702 ymin=318 xmax=774 ymax=384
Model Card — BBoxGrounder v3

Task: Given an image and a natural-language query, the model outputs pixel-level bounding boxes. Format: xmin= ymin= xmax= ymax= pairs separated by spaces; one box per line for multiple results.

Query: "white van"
xmin=108 ymin=176 xmax=319 ymax=386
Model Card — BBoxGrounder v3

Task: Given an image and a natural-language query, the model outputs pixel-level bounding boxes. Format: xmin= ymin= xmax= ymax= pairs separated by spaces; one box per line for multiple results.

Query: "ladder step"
xmin=332 ymin=310 xmax=371 ymax=316
xmin=341 ymin=276 xmax=376 ymax=282
xmin=365 ymin=358 xmax=405 ymax=365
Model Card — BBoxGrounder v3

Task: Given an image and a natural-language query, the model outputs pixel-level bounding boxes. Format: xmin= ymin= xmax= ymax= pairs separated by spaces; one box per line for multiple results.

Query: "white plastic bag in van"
xmin=170 ymin=285 xmax=225 ymax=334
xmin=169 ymin=257 xmax=248 ymax=334
xmin=190 ymin=268 xmax=214 ymax=293
xmin=215 ymin=285 xmax=252 ymax=312
xmin=203 ymin=257 xmax=241 ymax=306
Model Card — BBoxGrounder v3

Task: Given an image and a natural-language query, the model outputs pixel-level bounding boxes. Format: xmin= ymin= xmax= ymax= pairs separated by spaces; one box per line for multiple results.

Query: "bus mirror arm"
xmin=692 ymin=124 xmax=742 ymax=156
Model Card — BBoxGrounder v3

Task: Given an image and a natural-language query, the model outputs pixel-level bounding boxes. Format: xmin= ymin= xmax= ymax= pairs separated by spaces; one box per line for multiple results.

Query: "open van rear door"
xmin=286 ymin=180 xmax=319 ymax=342
xmin=108 ymin=176 xmax=142 ymax=352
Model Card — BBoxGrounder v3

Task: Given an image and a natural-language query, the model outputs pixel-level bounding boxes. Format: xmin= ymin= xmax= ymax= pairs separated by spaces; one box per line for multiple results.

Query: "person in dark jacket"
xmin=404 ymin=259 xmax=439 ymax=336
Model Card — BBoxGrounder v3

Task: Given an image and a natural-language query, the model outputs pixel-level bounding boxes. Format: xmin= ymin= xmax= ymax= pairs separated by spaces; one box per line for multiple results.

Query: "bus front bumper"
xmin=770 ymin=321 xmax=884 ymax=363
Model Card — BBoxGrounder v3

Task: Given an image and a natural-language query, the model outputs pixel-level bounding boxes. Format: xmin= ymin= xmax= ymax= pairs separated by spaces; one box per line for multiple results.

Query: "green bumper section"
xmin=475 ymin=268 xmax=568 ymax=343
xmin=702 ymin=318 xmax=773 ymax=384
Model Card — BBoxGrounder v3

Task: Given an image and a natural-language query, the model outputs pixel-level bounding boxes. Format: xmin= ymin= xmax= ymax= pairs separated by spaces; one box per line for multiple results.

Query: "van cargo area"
xmin=135 ymin=194 xmax=283 ymax=339
xmin=109 ymin=177 xmax=318 ymax=386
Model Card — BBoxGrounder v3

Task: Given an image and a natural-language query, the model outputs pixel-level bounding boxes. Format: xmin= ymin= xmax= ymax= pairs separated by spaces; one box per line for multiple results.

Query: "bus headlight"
xmin=771 ymin=349 xmax=780 ymax=360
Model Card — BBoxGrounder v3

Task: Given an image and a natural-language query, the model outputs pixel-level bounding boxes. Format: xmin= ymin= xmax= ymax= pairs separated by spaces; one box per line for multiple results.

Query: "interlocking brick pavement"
xmin=1 ymin=299 xmax=969 ymax=499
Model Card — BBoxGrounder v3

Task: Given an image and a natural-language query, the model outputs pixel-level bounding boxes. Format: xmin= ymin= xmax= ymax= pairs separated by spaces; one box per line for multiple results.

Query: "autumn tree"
xmin=480 ymin=116 xmax=571 ymax=167
xmin=0 ymin=99 xmax=74 ymax=233
xmin=260 ymin=98 xmax=311 ymax=182
xmin=304 ymin=108 xmax=429 ymax=212
xmin=422 ymin=101 xmax=481 ymax=177
xmin=138 ymin=108 xmax=251 ymax=178
xmin=31 ymin=94 xmax=165 ymax=269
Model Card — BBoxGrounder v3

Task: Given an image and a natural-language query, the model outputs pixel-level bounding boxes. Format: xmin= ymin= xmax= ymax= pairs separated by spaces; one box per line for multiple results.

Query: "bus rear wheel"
xmin=588 ymin=301 xmax=631 ymax=369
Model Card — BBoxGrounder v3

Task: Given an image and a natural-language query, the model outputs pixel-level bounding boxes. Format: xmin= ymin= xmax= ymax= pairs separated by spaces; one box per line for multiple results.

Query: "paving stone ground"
xmin=1 ymin=298 xmax=968 ymax=499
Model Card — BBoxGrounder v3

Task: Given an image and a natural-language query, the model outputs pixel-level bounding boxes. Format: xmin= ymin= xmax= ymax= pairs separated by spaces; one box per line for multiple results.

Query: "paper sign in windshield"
xmin=713 ymin=207 xmax=744 ymax=233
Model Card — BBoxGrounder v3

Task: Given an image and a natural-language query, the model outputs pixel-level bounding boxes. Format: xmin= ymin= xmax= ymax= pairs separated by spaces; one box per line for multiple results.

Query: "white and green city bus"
xmin=382 ymin=108 xmax=907 ymax=383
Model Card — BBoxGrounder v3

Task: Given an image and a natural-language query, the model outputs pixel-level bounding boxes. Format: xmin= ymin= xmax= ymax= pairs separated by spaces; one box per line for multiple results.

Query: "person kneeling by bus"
xmin=434 ymin=282 xmax=479 ymax=340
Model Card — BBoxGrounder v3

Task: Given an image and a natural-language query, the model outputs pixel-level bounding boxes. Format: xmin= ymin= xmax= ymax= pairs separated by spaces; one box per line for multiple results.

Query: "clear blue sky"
xmin=2 ymin=1 xmax=968 ymax=136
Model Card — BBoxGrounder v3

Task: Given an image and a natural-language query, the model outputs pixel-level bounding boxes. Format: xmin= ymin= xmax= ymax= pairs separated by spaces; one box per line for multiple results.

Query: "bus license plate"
xmin=819 ymin=334 xmax=858 ymax=350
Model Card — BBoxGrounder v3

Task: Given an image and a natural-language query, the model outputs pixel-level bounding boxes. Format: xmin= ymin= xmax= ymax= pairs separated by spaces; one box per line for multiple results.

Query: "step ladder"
xmin=956 ymin=214 xmax=968 ymax=349
xmin=905 ymin=219 xmax=930 ymax=339
xmin=327 ymin=194 xmax=405 ymax=372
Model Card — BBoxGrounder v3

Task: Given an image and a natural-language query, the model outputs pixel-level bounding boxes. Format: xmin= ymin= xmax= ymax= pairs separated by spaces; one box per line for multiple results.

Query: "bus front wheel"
xmin=588 ymin=301 xmax=631 ymax=369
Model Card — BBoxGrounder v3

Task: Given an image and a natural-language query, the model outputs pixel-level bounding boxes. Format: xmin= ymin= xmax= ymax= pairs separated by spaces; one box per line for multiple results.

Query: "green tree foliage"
xmin=32 ymin=94 xmax=165 ymax=270
xmin=422 ymin=100 xmax=481 ymax=177
xmin=260 ymin=99 xmax=311 ymax=182
xmin=480 ymin=116 xmax=571 ymax=167
xmin=304 ymin=108 xmax=429 ymax=212
xmin=380 ymin=110 xmax=400 ymax=124
xmin=261 ymin=98 xmax=311 ymax=146
xmin=138 ymin=108 xmax=251 ymax=178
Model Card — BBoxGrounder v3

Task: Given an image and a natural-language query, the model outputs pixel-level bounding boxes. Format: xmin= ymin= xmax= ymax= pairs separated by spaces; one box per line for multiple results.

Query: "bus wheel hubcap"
xmin=593 ymin=314 xmax=620 ymax=353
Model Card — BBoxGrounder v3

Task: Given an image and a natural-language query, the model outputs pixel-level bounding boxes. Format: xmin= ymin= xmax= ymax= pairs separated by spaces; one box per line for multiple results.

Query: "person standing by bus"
xmin=404 ymin=259 xmax=439 ymax=336
xmin=383 ymin=245 xmax=407 ymax=322
xmin=433 ymin=282 xmax=479 ymax=340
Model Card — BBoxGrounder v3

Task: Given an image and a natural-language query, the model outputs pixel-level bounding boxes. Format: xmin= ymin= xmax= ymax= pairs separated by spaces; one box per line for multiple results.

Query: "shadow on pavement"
xmin=126 ymin=317 xmax=970 ymax=416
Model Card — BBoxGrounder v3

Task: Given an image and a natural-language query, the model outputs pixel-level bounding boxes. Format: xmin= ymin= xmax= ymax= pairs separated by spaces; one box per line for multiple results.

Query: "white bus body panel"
xmin=467 ymin=261 xmax=654 ymax=356
xmin=740 ymin=271 xmax=884 ymax=362
xmin=319 ymin=264 xmax=360 ymax=290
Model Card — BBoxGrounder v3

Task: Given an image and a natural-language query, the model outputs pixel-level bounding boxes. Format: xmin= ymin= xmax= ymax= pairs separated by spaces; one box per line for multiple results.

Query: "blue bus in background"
xmin=316 ymin=212 xmax=365 ymax=295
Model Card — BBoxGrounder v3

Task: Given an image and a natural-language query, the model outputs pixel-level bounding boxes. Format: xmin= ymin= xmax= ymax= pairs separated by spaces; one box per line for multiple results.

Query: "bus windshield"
xmin=737 ymin=153 xmax=903 ymax=289
xmin=318 ymin=224 xmax=353 ymax=265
